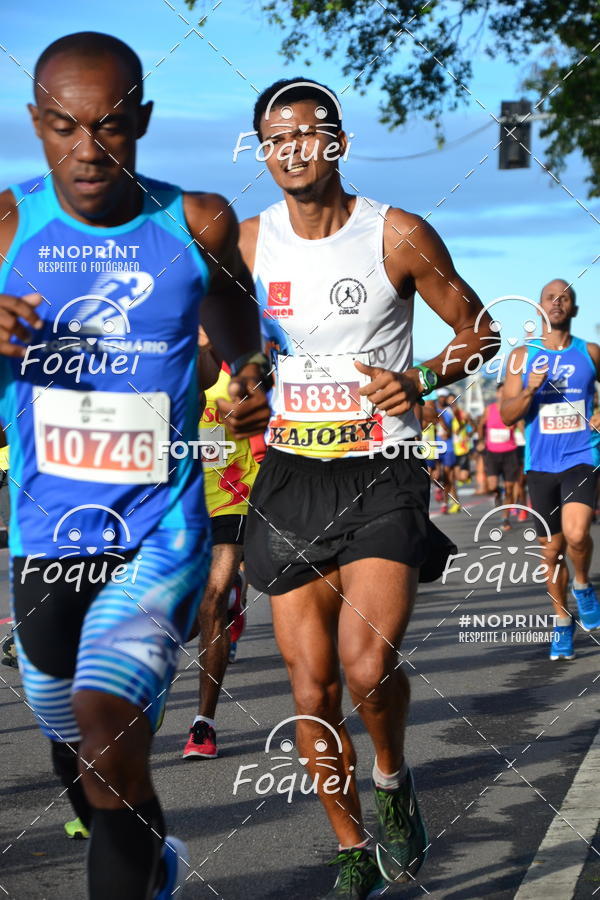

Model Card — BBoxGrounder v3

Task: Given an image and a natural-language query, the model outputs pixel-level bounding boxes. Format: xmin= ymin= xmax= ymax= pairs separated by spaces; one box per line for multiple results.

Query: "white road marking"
xmin=514 ymin=722 xmax=600 ymax=899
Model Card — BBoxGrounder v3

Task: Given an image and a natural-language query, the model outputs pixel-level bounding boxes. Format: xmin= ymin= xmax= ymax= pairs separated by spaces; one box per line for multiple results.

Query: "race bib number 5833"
xmin=33 ymin=387 xmax=170 ymax=484
xmin=277 ymin=353 xmax=372 ymax=422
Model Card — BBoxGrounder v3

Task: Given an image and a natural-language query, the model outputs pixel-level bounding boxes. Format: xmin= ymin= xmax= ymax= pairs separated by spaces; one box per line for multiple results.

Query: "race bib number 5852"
xmin=33 ymin=387 xmax=170 ymax=484
xmin=539 ymin=400 xmax=586 ymax=435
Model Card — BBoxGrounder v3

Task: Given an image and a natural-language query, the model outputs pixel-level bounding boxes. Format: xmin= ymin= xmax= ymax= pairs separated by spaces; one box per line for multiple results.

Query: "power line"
xmin=351 ymin=120 xmax=495 ymax=162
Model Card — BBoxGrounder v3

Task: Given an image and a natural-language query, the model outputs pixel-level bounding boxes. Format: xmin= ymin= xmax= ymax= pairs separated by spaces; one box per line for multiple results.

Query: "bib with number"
xmin=488 ymin=427 xmax=511 ymax=444
xmin=539 ymin=400 xmax=586 ymax=434
xmin=276 ymin=353 xmax=372 ymax=422
xmin=33 ymin=387 xmax=170 ymax=484
xmin=269 ymin=352 xmax=387 ymax=457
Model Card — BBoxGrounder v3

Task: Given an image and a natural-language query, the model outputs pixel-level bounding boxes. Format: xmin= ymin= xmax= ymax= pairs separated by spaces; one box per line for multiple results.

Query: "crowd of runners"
xmin=1 ymin=30 xmax=599 ymax=900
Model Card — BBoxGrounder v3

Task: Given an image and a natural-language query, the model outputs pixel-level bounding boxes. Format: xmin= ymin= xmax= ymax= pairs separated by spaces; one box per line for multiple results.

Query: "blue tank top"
xmin=523 ymin=336 xmax=599 ymax=473
xmin=0 ymin=175 xmax=209 ymax=556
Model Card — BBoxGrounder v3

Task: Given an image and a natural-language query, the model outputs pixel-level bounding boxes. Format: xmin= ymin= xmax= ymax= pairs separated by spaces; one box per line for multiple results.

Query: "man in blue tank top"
xmin=0 ymin=32 xmax=270 ymax=899
xmin=502 ymin=279 xmax=600 ymax=661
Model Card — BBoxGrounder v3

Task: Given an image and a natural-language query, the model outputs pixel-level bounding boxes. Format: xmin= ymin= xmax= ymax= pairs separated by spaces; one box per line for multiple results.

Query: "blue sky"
xmin=2 ymin=0 xmax=599 ymax=361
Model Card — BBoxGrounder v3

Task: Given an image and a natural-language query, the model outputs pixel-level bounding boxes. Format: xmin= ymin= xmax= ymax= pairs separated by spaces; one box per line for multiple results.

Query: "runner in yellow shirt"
xmin=182 ymin=330 xmax=260 ymax=759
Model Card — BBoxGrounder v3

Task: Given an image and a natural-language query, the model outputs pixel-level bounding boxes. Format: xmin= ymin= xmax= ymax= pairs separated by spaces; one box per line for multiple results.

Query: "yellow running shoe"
xmin=64 ymin=817 xmax=89 ymax=840
xmin=448 ymin=501 xmax=461 ymax=514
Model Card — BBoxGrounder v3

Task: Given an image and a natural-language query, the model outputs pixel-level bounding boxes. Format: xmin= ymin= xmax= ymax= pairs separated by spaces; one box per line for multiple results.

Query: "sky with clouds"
xmin=2 ymin=0 xmax=599 ymax=362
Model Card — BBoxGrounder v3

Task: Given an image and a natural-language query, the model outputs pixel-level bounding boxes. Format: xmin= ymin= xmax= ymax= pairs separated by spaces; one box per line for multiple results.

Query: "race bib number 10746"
xmin=33 ymin=387 xmax=170 ymax=484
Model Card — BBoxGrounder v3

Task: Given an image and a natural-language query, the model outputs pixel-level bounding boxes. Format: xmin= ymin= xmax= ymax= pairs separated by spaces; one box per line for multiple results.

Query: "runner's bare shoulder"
xmin=182 ymin=191 xmax=239 ymax=259
xmin=586 ymin=341 xmax=600 ymax=373
xmin=0 ymin=189 xmax=18 ymax=260
xmin=239 ymin=216 xmax=260 ymax=271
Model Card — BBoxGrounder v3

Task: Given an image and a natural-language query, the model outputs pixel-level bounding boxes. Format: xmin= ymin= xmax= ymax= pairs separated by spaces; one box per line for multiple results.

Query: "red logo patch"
xmin=268 ymin=282 xmax=291 ymax=306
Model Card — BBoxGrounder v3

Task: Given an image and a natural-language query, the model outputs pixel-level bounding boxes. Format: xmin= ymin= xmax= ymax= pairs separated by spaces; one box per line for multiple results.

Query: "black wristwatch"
xmin=415 ymin=365 xmax=438 ymax=404
xmin=230 ymin=351 xmax=274 ymax=392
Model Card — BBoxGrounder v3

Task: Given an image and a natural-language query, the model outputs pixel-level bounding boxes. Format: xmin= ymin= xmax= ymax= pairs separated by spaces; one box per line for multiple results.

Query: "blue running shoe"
xmin=571 ymin=583 xmax=600 ymax=631
xmin=155 ymin=835 xmax=189 ymax=899
xmin=549 ymin=618 xmax=575 ymax=660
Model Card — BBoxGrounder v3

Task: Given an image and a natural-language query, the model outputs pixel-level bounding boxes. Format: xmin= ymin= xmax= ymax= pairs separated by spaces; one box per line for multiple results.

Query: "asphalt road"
xmin=1 ymin=489 xmax=600 ymax=899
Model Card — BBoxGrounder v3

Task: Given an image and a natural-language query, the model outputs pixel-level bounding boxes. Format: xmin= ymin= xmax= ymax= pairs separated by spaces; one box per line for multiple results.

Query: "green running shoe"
xmin=323 ymin=847 xmax=385 ymax=899
xmin=64 ymin=817 xmax=89 ymax=840
xmin=374 ymin=769 xmax=428 ymax=883
xmin=1 ymin=635 xmax=17 ymax=669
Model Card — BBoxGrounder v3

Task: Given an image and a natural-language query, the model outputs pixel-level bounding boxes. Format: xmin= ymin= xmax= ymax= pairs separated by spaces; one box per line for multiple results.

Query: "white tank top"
xmin=254 ymin=196 xmax=419 ymax=458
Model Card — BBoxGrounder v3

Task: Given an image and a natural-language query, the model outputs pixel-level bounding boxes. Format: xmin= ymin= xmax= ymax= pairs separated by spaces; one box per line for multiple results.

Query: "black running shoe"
xmin=374 ymin=769 xmax=428 ymax=883
xmin=323 ymin=847 xmax=384 ymax=899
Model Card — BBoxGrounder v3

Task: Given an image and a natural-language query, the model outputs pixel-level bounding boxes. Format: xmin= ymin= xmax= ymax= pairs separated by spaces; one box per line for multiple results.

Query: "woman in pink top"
xmin=480 ymin=383 xmax=522 ymax=529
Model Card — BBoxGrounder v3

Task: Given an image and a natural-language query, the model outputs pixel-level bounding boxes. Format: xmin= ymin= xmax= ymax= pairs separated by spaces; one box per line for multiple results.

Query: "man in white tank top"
xmin=240 ymin=78 xmax=496 ymax=898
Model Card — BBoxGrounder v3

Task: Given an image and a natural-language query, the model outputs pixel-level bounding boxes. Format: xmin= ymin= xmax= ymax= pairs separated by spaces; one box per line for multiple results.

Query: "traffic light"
xmin=499 ymin=100 xmax=532 ymax=169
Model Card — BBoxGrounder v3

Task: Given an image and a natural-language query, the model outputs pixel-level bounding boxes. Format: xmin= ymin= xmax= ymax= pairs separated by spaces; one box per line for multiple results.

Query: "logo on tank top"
xmin=63 ymin=271 xmax=154 ymax=338
xmin=266 ymin=281 xmax=293 ymax=318
xmin=551 ymin=364 xmax=576 ymax=390
xmin=330 ymin=278 xmax=366 ymax=314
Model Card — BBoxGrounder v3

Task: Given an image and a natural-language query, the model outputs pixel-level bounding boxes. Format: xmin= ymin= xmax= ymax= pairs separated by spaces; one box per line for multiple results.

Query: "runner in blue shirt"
xmin=502 ymin=279 xmax=600 ymax=661
xmin=0 ymin=32 xmax=270 ymax=899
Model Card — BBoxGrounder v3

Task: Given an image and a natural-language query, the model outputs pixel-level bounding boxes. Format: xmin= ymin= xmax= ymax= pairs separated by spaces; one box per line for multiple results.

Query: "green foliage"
xmin=186 ymin=0 xmax=600 ymax=195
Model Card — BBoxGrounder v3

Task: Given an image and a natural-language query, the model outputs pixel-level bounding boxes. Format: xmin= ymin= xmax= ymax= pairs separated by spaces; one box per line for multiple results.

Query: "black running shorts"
xmin=527 ymin=464 xmax=598 ymax=536
xmin=484 ymin=449 xmax=520 ymax=482
xmin=244 ymin=448 xmax=456 ymax=595
xmin=211 ymin=513 xmax=246 ymax=546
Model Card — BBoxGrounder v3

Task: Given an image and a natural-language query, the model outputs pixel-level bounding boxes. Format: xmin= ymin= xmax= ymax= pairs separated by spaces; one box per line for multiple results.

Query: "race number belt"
xmin=276 ymin=352 xmax=372 ymax=422
xmin=33 ymin=387 xmax=170 ymax=484
xmin=539 ymin=400 xmax=586 ymax=435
